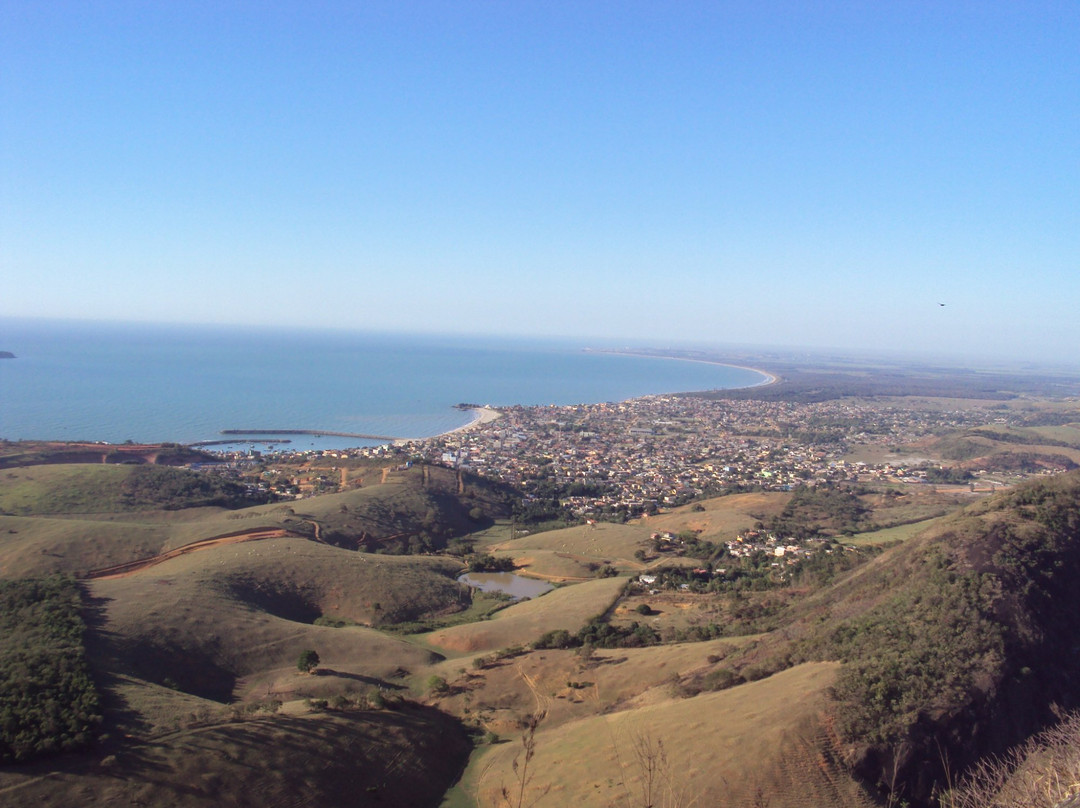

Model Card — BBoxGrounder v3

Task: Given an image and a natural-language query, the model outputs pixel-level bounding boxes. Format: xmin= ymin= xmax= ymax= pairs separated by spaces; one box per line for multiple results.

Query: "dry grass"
xmin=640 ymin=492 xmax=790 ymax=542
xmin=471 ymin=661 xmax=874 ymax=808
xmin=87 ymin=538 xmax=463 ymax=702
xmin=431 ymin=637 xmax=761 ymax=734
xmin=0 ymin=704 xmax=471 ymax=808
xmin=0 ymin=514 xmax=177 ymax=577
xmin=944 ymin=710 xmax=1080 ymax=808
xmin=422 ymin=577 xmax=627 ymax=655
xmin=494 ymin=523 xmax=652 ymax=565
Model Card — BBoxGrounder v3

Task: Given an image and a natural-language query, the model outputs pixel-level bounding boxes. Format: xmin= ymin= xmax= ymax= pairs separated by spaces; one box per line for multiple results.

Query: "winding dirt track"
xmin=82 ymin=527 xmax=307 ymax=580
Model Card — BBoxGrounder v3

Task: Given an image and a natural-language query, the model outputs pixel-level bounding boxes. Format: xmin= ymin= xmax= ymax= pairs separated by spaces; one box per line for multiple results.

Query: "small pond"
xmin=457 ymin=572 xmax=554 ymax=600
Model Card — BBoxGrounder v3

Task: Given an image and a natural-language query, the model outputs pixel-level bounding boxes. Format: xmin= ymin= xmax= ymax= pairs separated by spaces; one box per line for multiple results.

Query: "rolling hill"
xmin=4 ymin=453 xmax=1080 ymax=807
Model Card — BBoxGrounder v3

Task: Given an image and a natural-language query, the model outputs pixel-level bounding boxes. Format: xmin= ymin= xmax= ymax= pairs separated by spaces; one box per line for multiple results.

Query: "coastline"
xmin=586 ymin=349 xmax=779 ymax=388
xmin=397 ymin=353 xmax=775 ymax=447
xmin=396 ymin=405 xmax=502 ymax=445
xmin=205 ymin=354 xmax=771 ymax=453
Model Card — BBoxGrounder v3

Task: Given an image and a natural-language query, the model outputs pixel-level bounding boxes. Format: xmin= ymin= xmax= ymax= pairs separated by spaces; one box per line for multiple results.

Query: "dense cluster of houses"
xmin=399 ymin=395 xmax=1004 ymax=518
xmin=200 ymin=394 xmax=1021 ymax=508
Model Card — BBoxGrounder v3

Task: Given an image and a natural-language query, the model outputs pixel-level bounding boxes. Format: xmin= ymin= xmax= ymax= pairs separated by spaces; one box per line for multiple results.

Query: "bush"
xmin=702 ymin=668 xmax=741 ymax=691
xmin=427 ymin=675 xmax=449 ymax=695
xmin=297 ymin=649 xmax=320 ymax=673
xmin=533 ymin=629 xmax=577 ymax=650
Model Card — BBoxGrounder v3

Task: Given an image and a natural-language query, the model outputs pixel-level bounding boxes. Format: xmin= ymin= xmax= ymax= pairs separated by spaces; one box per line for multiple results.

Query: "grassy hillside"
xmin=469 ymin=662 xmax=873 ymax=808
xmin=6 ymin=452 xmax=1080 ymax=807
xmin=666 ymin=470 xmax=1080 ymax=805
xmin=0 ymin=464 xmax=256 ymax=515
xmin=0 ymin=441 xmax=215 ymax=469
xmin=0 ymin=704 xmax=471 ymax=808
xmin=0 ymin=462 xmax=510 ymax=580
xmin=87 ymin=538 xmax=466 ymax=701
xmin=423 ymin=576 xmax=627 ymax=655
xmin=443 ymin=472 xmax=1080 ymax=807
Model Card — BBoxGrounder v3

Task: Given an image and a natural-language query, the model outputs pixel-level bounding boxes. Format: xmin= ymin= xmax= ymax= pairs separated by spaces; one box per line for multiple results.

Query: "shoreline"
xmin=585 ymin=348 xmax=779 ymax=388
xmin=197 ymin=353 xmax=774 ymax=453
xmin=394 ymin=405 xmax=502 ymax=445
xmin=13 ymin=348 xmax=769 ymax=452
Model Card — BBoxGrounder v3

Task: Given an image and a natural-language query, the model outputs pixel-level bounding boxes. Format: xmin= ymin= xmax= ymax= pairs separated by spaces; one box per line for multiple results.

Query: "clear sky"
xmin=2 ymin=2 xmax=1078 ymax=363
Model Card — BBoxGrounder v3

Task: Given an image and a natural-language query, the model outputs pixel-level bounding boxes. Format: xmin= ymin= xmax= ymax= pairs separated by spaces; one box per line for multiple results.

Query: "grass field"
xmin=422 ymin=577 xmax=627 ymax=655
xmin=847 ymin=516 xmax=945 ymax=545
xmin=431 ymin=635 xmax=762 ymax=733
xmin=79 ymin=536 xmax=468 ymax=707
xmin=641 ymin=491 xmax=790 ymax=541
xmin=467 ymin=661 xmax=872 ymax=808
xmin=0 ymin=464 xmax=138 ymax=514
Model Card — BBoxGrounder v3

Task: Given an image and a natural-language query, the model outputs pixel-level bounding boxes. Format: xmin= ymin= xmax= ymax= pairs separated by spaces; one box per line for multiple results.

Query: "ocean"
xmin=0 ymin=319 xmax=768 ymax=451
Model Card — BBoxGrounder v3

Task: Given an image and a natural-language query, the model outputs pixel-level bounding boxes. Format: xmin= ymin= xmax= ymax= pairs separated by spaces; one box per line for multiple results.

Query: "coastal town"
xmin=206 ymin=391 xmax=1068 ymax=521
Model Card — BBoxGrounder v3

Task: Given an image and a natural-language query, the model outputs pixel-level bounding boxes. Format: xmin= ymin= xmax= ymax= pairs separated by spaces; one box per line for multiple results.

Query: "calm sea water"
xmin=0 ymin=319 xmax=767 ymax=450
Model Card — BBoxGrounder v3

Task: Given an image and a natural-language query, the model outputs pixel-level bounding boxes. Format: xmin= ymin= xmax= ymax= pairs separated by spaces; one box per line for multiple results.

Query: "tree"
xmin=427 ymin=675 xmax=448 ymax=695
xmin=297 ymin=649 xmax=320 ymax=674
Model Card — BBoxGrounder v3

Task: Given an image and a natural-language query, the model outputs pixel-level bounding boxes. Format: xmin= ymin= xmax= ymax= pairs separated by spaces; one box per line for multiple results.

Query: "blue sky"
xmin=2 ymin=1 xmax=1078 ymax=362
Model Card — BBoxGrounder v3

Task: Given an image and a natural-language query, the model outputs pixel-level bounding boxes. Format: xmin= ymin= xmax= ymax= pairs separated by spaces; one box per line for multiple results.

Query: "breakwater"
xmin=219 ymin=428 xmax=401 ymax=441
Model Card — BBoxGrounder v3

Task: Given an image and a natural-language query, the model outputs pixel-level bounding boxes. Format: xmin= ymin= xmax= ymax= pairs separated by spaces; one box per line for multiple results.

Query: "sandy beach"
xmin=395 ymin=405 xmax=502 ymax=445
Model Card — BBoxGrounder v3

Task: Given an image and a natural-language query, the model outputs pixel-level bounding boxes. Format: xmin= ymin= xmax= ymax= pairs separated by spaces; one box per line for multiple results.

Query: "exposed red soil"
xmin=82 ymin=527 xmax=307 ymax=580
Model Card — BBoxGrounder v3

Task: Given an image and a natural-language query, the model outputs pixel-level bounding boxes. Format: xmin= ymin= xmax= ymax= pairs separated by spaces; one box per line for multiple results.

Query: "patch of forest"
xmin=0 ymin=576 xmax=100 ymax=763
xmin=119 ymin=465 xmax=261 ymax=510
xmin=788 ymin=471 xmax=1080 ymax=804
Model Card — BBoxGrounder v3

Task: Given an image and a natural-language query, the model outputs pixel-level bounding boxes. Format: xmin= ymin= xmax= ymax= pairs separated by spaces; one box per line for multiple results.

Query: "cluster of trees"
xmin=924 ymin=466 xmax=976 ymax=484
xmin=533 ymin=618 xmax=661 ymax=651
xmin=819 ymin=552 xmax=1004 ymax=750
xmin=0 ymin=576 xmax=100 ymax=763
xmin=763 ymin=484 xmax=870 ymax=538
xmin=466 ymin=554 xmax=515 ymax=573
xmin=120 ymin=465 xmax=258 ymax=510
xmin=511 ymin=472 xmax=615 ymax=526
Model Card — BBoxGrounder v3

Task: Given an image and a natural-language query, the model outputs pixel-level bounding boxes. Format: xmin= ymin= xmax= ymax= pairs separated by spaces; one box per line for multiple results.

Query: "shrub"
xmin=297 ymin=649 xmax=320 ymax=673
xmin=427 ymin=675 xmax=449 ymax=695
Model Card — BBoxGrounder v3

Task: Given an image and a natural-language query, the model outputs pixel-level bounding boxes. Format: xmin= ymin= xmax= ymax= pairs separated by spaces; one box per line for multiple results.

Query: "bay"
xmin=0 ymin=319 xmax=768 ymax=449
